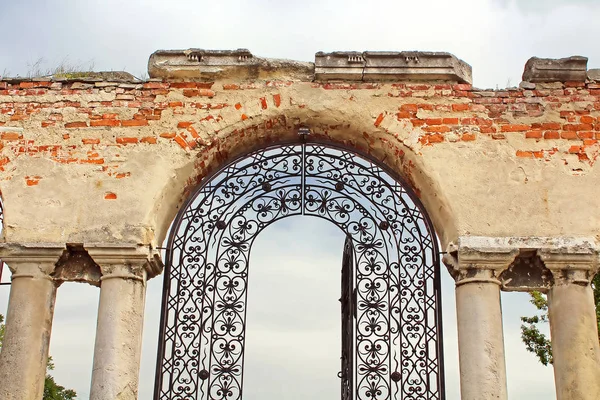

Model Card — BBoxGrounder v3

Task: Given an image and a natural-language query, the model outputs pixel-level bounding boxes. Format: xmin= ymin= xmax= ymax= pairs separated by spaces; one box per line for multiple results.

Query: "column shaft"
xmin=89 ymin=272 xmax=147 ymax=400
xmin=0 ymin=274 xmax=57 ymax=400
xmin=456 ymin=279 xmax=508 ymax=400
xmin=548 ymin=282 xmax=600 ymax=400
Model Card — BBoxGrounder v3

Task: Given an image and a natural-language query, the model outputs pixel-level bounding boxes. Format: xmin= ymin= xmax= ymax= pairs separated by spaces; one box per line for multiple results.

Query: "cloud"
xmin=1 ymin=0 xmax=599 ymax=88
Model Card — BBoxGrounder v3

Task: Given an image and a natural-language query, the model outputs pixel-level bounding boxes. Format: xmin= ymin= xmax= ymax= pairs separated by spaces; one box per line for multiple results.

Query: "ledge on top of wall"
xmin=147 ymin=48 xmax=473 ymax=84
xmin=522 ymin=56 xmax=588 ymax=83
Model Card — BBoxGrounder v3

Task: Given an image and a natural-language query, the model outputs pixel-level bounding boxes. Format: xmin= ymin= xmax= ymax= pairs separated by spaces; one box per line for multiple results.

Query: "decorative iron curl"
xmin=155 ymin=141 xmax=444 ymax=400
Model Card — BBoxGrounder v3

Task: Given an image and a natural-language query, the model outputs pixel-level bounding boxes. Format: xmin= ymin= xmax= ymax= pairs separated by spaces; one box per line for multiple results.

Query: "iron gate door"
xmin=340 ymin=235 xmax=355 ymax=400
xmin=155 ymin=140 xmax=444 ymax=400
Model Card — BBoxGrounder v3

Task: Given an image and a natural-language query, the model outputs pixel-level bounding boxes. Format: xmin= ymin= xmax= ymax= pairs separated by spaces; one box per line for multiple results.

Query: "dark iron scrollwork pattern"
xmin=156 ymin=142 xmax=444 ymax=400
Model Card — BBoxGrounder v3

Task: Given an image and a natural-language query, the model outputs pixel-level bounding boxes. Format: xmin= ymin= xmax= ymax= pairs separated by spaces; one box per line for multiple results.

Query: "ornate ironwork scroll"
xmin=156 ymin=141 xmax=444 ymax=400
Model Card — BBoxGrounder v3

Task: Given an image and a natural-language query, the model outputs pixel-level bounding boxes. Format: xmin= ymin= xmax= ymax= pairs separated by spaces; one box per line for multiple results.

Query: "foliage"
xmin=521 ymin=273 xmax=600 ymax=366
xmin=0 ymin=314 xmax=77 ymax=399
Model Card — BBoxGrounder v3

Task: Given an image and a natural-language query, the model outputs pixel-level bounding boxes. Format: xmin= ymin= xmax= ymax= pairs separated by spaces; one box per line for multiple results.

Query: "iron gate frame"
xmin=155 ymin=137 xmax=446 ymax=400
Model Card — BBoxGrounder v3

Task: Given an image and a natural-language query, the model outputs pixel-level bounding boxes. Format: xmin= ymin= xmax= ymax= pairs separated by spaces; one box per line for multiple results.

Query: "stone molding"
xmin=315 ymin=51 xmax=472 ymax=83
xmin=538 ymin=249 xmax=598 ymax=285
xmin=443 ymin=236 xmax=599 ymax=288
xmin=522 ymin=56 xmax=588 ymax=83
xmin=148 ymin=48 xmax=313 ymax=81
xmin=85 ymin=244 xmax=163 ymax=279
xmin=0 ymin=243 xmax=163 ymax=280
xmin=0 ymin=243 xmax=66 ymax=276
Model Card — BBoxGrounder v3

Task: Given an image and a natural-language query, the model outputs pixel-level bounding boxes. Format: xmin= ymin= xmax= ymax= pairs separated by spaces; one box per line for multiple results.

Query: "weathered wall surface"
xmin=1 ymin=56 xmax=599 ymax=249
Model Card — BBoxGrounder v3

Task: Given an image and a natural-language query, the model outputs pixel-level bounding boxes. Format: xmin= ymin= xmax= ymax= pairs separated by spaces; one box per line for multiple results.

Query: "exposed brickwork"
xmin=1 ymin=78 xmax=600 ymax=191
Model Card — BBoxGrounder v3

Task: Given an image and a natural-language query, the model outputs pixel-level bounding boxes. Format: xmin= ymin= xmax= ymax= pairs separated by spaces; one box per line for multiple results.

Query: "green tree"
xmin=521 ymin=273 xmax=600 ymax=365
xmin=0 ymin=314 xmax=77 ymax=399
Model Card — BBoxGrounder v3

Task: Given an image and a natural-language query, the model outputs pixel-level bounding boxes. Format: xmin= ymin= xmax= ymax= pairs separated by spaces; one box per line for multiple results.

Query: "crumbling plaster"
xmin=0 ymin=51 xmax=599 ymax=254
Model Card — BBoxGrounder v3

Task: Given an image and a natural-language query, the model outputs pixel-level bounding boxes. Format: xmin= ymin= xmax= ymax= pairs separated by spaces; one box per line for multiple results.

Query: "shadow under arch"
xmin=155 ymin=139 xmax=445 ymax=400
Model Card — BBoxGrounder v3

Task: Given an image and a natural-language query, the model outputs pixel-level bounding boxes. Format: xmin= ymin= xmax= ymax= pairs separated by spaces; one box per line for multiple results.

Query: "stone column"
xmin=444 ymin=244 xmax=517 ymax=400
xmin=88 ymin=246 xmax=162 ymax=400
xmin=540 ymin=250 xmax=600 ymax=400
xmin=0 ymin=245 xmax=63 ymax=400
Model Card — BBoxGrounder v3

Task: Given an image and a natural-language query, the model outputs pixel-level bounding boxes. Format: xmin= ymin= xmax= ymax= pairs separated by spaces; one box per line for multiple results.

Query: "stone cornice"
xmin=85 ymin=243 xmax=164 ymax=279
xmin=443 ymin=236 xmax=599 ymax=285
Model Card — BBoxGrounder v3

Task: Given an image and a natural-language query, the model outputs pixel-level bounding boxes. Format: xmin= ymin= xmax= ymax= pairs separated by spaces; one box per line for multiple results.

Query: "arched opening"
xmin=155 ymin=139 xmax=444 ymax=400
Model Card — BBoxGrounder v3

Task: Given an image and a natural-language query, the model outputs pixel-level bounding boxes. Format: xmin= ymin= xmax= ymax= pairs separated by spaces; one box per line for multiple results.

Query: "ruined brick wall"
xmin=1 ymin=57 xmax=599 ymax=249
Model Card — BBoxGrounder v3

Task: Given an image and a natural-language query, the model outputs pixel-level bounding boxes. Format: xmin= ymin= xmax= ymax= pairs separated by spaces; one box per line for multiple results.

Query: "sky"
xmin=1 ymin=0 xmax=596 ymax=398
xmin=1 ymin=0 xmax=600 ymax=88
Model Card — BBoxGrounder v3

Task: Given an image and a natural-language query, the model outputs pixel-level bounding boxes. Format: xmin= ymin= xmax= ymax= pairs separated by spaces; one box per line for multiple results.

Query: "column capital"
xmin=85 ymin=243 xmax=163 ymax=280
xmin=443 ymin=237 xmax=518 ymax=284
xmin=444 ymin=236 xmax=600 ymax=286
xmin=538 ymin=248 xmax=599 ymax=285
xmin=0 ymin=243 xmax=66 ymax=277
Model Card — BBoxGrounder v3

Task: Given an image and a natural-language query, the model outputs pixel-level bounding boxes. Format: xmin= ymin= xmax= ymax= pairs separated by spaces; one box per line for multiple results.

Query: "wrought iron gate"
xmin=155 ymin=140 xmax=444 ymax=400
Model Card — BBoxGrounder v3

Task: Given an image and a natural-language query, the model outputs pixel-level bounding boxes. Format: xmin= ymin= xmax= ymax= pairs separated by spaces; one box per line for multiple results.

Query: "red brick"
xmin=525 ymin=130 xmax=543 ymax=139
xmin=116 ymin=137 xmax=139 ymax=144
xmin=564 ymin=123 xmax=594 ymax=131
xmin=143 ymin=82 xmax=169 ymax=89
xmin=183 ymin=89 xmax=215 ymax=98
xmin=400 ymin=104 xmax=418 ymax=112
xmin=544 ymin=131 xmax=560 ymax=139
xmin=561 ymin=131 xmax=578 ymax=140
xmin=540 ymin=122 xmax=561 ymax=130
xmin=442 ymin=118 xmax=459 ymax=125
xmin=235 ymin=103 xmax=242 ymax=110
xmin=121 ymin=119 xmax=149 ymax=127
xmin=141 ymin=136 xmax=157 ymax=144
xmin=580 ymin=115 xmax=596 ymax=124
xmin=374 ymin=113 xmax=384 ymax=127
xmin=177 ymin=121 xmax=193 ymax=129
xmin=1 ymin=132 xmax=21 ymax=140
xmin=102 ymin=113 xmax=119 ymax=120
xmin=452 ymin=103 xmax=469 ymax=112
xmin=568 ymin=145 xmax=582 ymax=154
xmin=501 ymin=124 xmax=530 ymax=132
xmin=80 ymin=158 xmax=105 ymax=164
xmin=82 ymin=138 xmax=100 ymax=145
xmin=65 ymin=121 xmax=88 ymax=128
xmin=160 ymin=132 xmax=176 ymax=139
xmin=516 ymin=150 xmax=533 ymax=158
xmin=453 ymin=84 xmax=472 ymax=91
xmin=425 ymin=118 xmax=442 ymax=125
xmin=578 ymin=131 xmax=594 ymax=139
xmin=90 ymin=119 xmax=120 ymax=127
xmin=168 ymin=101 xmax=184 ymax=108
xmin=273 ymin=94 xmax=281 ymax=108
xmin=104 ymin=192 xmax=117 ymax=200
xmin=461 ymin=133 xmax=476 ymax=141
xmin=424 ymin=125 xmax=451 ymax=133
xmin=260 ymin=97 xmax=268 ymax=110
xmin=174 ymin=135 xmax=188 ymax=149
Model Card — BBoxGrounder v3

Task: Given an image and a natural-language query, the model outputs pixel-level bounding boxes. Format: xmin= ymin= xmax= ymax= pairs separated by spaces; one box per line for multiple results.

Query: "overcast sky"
xmin=2 ymin=0 xmax=595 ymax=398
xmin=1 ymin=0 xmax=600 ymax=88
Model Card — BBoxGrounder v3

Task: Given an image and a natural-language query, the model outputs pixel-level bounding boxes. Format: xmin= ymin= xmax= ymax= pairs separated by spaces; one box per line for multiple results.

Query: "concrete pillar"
xmin=444 ymin=243 xmax=516 ymax=400
xmin=89 ymin=263 xmax=147 ymax=400
xmin=455 ymin=272 xmax=508 ymax=400
xmin=0 ymin=247 xmax=63 ymax=400
xmin=539 ymin=249 xmax=600 ymax=400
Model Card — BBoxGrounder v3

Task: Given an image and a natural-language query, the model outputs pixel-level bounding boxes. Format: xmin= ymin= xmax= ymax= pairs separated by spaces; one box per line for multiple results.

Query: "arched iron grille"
xmin=156 ymin=141 xmax=444 ymax=400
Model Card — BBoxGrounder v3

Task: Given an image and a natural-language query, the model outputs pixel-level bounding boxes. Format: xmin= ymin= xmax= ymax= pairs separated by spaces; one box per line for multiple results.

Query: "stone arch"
xmin=155 ymin=139 xmax=445 ymax=400
xmin=152 ymin=111 xmax=456 ymax=250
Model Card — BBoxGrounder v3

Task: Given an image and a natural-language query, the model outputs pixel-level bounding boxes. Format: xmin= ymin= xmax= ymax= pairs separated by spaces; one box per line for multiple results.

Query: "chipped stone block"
xmin=522 ymin=56 xmax=588 ymax=83
xmin=588 ymin=69 xmax=600 ymax=82
xmin=148 ymin=49 xmax=314 ymax=81
xmin=315 ymin=51 xmax=472 ymax=83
